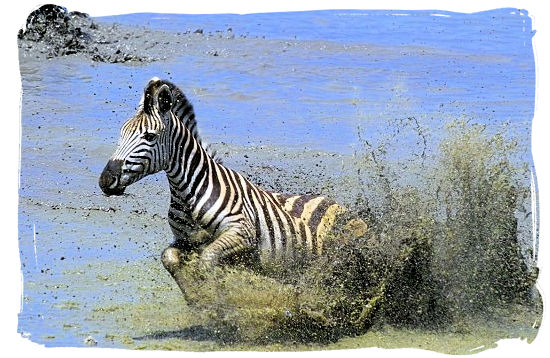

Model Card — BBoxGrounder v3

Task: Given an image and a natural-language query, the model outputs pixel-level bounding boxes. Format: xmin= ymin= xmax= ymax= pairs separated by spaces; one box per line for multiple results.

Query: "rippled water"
xmin=100 ymin=9 xmax=535 ymax=153
xmin=18 ymin=8 xmax=536 ymax=349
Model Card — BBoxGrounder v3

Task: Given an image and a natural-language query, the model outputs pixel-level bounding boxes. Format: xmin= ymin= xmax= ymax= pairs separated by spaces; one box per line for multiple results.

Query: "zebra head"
xmin=99 ymin=77 xmax=175 ymax=196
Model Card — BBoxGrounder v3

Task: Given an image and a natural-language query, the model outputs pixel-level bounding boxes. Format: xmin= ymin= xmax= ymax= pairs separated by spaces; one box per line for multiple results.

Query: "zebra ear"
xmin=143 ymin=80 xmax=172 ymax=115
xmin=155 ymin=84 xmax=173 ymax=115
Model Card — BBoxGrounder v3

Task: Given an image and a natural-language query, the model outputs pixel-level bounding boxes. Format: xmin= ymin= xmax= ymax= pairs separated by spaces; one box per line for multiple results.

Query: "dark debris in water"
xmin=18 ymin=4 xmax=157 ymax=63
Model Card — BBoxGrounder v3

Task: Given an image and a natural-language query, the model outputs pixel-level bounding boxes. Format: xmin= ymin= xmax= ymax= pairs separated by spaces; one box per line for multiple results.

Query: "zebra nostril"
xmin=99 ymin=175 xmax=126 ymax=196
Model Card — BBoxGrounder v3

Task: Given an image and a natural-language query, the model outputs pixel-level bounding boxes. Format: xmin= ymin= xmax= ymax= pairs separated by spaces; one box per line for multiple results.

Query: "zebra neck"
xmin=165 ymin=129 xmax=217 ymax=210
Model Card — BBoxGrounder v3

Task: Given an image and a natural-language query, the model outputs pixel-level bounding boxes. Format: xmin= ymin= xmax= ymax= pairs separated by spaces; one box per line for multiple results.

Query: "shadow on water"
xmin=133 ymin=325 xmax=238 ymax=344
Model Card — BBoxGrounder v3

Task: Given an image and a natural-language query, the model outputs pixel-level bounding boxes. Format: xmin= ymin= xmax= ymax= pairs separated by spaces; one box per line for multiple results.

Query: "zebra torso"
xmin=165 ymin=131 xmax=347 ymax=261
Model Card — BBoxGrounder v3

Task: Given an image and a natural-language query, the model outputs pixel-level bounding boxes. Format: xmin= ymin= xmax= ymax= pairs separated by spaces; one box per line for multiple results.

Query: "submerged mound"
xmin=18 ymin=4 xmax=156 ymax=63
xmin=18 ymin=4 xmax=91 ymax=53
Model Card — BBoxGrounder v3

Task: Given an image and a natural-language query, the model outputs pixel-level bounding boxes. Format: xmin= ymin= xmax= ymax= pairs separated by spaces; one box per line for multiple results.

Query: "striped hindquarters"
xmin=270 ymin=193 xmax=353 ymax=256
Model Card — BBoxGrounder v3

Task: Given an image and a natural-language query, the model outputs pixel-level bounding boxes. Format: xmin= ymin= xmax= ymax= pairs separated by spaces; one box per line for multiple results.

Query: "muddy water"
xmin=18 ymin=9 xmax=537 ymax=351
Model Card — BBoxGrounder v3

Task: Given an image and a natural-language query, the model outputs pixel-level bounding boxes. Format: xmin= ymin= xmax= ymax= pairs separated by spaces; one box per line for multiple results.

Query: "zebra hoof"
xmin=161 ymin=247 xmax=182 ymax=275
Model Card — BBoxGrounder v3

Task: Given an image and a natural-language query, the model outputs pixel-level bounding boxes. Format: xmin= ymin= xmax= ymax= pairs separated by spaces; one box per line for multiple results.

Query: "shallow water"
xmin=18 ymin=8 xmax=538 ymax=350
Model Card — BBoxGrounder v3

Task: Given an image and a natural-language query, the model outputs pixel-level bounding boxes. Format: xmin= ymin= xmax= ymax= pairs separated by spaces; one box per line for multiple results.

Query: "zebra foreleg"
xmin=161 ymin=227 xmax=215 ymax=301
xmin=161 ymin=246 xmax=192 ymax=302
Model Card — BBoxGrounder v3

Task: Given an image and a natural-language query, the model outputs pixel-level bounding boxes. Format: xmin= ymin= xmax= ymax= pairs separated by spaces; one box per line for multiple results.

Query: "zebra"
xmin=99 ymin=77 xmax=368 ymax=298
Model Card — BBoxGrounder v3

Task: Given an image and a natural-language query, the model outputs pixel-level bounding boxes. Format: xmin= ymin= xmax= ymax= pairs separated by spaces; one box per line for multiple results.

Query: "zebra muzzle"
xmin=99 ymin=159 xmax=126 ymax=196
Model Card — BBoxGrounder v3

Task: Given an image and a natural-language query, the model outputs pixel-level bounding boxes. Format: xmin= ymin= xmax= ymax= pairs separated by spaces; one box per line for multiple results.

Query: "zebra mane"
xmin=142 ymin=78 xmax=221 ymax=163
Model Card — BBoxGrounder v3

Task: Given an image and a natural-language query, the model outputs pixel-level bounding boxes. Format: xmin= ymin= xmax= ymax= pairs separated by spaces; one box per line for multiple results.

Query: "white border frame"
xmin=4 ymin=1 xmax=548 ymax=357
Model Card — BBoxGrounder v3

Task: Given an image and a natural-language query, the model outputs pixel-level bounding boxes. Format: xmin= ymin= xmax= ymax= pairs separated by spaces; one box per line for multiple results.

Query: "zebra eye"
xmin=142 ymin=131 xmax=158 ymax=142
